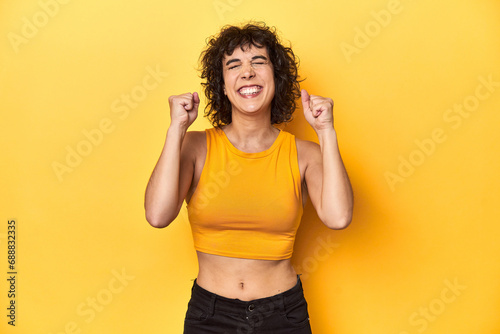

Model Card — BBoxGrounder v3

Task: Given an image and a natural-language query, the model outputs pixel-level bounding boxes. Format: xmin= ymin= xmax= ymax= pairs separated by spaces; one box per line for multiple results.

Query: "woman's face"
xmin=222 ymin=44 xmax=275 ymax=117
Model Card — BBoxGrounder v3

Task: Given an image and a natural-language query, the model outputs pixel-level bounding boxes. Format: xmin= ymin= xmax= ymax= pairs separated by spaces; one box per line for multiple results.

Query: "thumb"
xmin=192 ymin=92 xmax=200 ymax=111
xmin=184 ymin=92 xmax=200 ymax=111
xmin=301 ymin=89 xmax=310 ymax=111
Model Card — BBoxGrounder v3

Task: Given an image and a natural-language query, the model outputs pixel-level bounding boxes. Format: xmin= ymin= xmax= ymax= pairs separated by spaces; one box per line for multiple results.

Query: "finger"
xmin=314 ymin=105 xmax=324 ymax=117
xmin=307 ymin=97 xmax=320 ymax=117
xmin=182 ymin=94 xmax=195 ymax=111
xmin=309 ymin=97 xmax=331 ymax=117
xmin=192 ymin=92 xmax=200 ymax=112
xmin=301 ymin=89 xmax=310 ymax=111
xmin=308 ymin=95 xmax=321 ymax=109
xmin=193 ymin=92 xmax=200 ymax=105
xmin=181 ymin=102 xmax=191 ymax=110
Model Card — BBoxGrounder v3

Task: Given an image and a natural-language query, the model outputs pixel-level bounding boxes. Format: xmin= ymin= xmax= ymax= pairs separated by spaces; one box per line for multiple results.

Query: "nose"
xmin=240 ymin=62 xmax=255 ymax=80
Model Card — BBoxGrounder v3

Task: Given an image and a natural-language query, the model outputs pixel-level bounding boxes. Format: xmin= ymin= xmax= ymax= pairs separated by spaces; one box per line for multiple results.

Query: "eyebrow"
xmin=225 ymin=55 xmax=268 ymax=66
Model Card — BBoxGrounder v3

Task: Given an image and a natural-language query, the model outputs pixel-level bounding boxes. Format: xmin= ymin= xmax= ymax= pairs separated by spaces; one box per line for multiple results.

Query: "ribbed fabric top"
xmin=186 ymin=127 xmax=303 ymax=260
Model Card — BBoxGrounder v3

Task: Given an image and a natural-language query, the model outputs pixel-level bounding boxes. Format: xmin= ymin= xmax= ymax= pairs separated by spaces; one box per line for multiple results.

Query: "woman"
xmin=144 ymin=22 xmax=353 ymax=333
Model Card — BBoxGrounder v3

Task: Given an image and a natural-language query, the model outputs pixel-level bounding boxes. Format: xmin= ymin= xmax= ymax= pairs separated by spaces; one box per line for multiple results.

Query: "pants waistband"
xmin=190 ymin=275 xmax=304 ymax=317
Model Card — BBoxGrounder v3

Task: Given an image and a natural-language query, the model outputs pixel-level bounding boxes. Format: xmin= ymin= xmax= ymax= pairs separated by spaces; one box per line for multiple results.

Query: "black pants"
xmin=183 ymin=275 xmax=312 ymax=334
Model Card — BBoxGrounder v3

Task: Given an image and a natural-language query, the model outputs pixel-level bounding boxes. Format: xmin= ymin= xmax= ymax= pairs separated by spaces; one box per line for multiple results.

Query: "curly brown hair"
xmin=199 ymin=22 xmax=302 ymax=128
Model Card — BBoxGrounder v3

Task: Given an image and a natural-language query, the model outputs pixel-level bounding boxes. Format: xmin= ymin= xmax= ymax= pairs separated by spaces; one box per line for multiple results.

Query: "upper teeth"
xmin=239 ymin=86 xmax=261 ymax=95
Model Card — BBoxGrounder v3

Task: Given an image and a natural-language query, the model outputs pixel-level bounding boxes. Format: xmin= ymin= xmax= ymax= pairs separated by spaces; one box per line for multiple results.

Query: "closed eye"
xmin=227 ymin=61 xmax=267 ymax=70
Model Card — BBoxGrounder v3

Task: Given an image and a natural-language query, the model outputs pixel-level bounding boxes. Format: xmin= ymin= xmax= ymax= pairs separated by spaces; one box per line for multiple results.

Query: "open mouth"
xmin=238 ymin=85 xmax=263 ymax=97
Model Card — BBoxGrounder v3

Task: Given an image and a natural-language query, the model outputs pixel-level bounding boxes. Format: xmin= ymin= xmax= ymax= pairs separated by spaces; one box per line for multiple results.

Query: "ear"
xmin=223 ymin=85 xmax=226 ymax=95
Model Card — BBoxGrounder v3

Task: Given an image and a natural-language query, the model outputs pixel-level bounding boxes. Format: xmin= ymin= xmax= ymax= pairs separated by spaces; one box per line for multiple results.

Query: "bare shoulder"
xmin=294 ymin=137 xmax=321 ymax=204
xmin=295 ymin=137 xmax=322 ymax=188
xmin=183 ymin=130 xmax=207 ymax=155
xmin=295 ymin=137 xmax=321 ymax=162
xmin=182 ymin=130 xmax=207 ymax=171
xmin=184 ymin=130 xmax=206 ymax=142
xmin=182 ymin=130 xmax=208 ymax=201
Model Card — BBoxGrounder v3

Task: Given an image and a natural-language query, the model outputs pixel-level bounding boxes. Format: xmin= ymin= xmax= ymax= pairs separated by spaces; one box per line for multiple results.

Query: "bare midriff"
xmin=196 ymin=251 xmax=298 ymax=301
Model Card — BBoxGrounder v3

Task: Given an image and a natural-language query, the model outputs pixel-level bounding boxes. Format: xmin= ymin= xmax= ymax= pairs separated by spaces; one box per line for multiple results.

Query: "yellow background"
xmin=2 ymin=0 xmax=500 ymax=333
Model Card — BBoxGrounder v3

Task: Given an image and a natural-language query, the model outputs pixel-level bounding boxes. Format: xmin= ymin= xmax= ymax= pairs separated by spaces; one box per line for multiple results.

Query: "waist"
xmin=190 ymin=275 xmax=305 ymax=317
xmin=196 ymin=251 xmax=298 ymax=301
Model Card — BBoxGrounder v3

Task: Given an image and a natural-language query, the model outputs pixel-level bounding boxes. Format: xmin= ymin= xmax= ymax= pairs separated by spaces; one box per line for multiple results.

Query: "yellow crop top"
xmin=186 ymin=127 xmax=303 ymax=260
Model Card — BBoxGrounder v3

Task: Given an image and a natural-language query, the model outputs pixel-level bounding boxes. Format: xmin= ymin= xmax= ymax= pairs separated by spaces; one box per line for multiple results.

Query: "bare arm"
xmin=301 ymin=90 xmax=353 ymax=229
xmin=144 ymin=92 xmax=199 ymax=228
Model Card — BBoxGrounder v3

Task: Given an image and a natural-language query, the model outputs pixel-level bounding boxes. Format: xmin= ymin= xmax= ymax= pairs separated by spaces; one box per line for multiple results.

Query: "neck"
xmin=222 ymin=108 xmax=280 ymax=150
xmin=226 ymin=109 xmax=277 ymax=134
